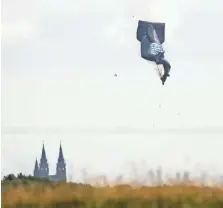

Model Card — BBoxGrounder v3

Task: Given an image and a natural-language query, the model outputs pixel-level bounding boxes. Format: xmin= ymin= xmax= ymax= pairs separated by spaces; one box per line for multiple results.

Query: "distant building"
xmin=33 ymin=143 xmax=66 ymax=182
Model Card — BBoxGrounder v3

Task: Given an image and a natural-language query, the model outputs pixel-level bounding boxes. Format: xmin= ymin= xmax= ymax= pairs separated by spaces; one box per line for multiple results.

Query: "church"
xmin=33 ymin=143 xmax=67 ymax=182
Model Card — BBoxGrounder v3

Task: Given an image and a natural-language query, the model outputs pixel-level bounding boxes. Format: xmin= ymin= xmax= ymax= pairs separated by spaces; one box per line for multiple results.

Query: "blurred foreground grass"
xmin=2 ymin=181 xmax=223 ymax=208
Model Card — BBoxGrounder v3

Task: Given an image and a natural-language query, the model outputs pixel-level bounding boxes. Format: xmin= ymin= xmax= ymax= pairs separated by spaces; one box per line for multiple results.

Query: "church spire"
xmin=39 ymin=142 xmax=49 ymax=178
xmin=35 ymin=158 xmax=38 ymax=168
xmin=56 ymin=141 xmax=66 ymax=181
xmin=33 ymin=158 xmax=39 ymax=177
xmin=58 ymin=141 xmax=65 ymax=163
xmin=40 ymin=143 xmax=47 ymax=163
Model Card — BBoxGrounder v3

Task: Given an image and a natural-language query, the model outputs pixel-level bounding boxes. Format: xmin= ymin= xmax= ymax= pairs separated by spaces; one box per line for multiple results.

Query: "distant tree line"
xmin=1 ymin=173 xmax=51 ymax=186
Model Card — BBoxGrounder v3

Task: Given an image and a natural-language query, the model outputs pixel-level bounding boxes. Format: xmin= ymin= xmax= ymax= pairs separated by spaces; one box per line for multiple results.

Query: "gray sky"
xmin=1 ymin=0 xmax=223 ymax=181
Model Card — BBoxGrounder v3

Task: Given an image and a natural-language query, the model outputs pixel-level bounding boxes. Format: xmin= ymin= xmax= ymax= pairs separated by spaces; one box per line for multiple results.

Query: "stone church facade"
xmin=33 ymin=143 xmax=66 ymax=182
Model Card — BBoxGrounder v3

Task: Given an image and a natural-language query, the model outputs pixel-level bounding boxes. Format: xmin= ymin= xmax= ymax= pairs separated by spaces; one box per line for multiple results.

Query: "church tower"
xmin=38 ymin=143 xmax=49 ymax=178
xmin=33 ymin=158 xmax=39 ymax=177
xmin=56 ymin=142 xmax=66 ymax=181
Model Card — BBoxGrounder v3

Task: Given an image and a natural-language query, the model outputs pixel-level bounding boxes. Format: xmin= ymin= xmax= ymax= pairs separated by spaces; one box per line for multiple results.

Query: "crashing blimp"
xmin=135 ymin=17 xmax=171 ymax=85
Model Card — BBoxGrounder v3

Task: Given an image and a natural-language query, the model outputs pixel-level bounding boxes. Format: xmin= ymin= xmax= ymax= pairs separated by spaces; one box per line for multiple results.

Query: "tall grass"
xmin=2 ymin=181 xmax=223 ymax=208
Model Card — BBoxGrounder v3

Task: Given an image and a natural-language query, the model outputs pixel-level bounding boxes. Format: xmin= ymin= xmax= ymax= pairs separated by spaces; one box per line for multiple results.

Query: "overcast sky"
xmin=1 ymin=0 xmax=223 ymax=182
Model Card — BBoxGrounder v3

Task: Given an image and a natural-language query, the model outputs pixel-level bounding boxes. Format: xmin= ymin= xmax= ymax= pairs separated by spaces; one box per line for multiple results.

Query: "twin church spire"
xmin=33 ymin=142 xmax=66 ymax=182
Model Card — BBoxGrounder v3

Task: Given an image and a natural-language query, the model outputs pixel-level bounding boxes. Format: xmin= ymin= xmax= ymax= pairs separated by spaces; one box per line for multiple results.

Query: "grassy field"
xmin=2 ymin=181 xmax=223 ymax=208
